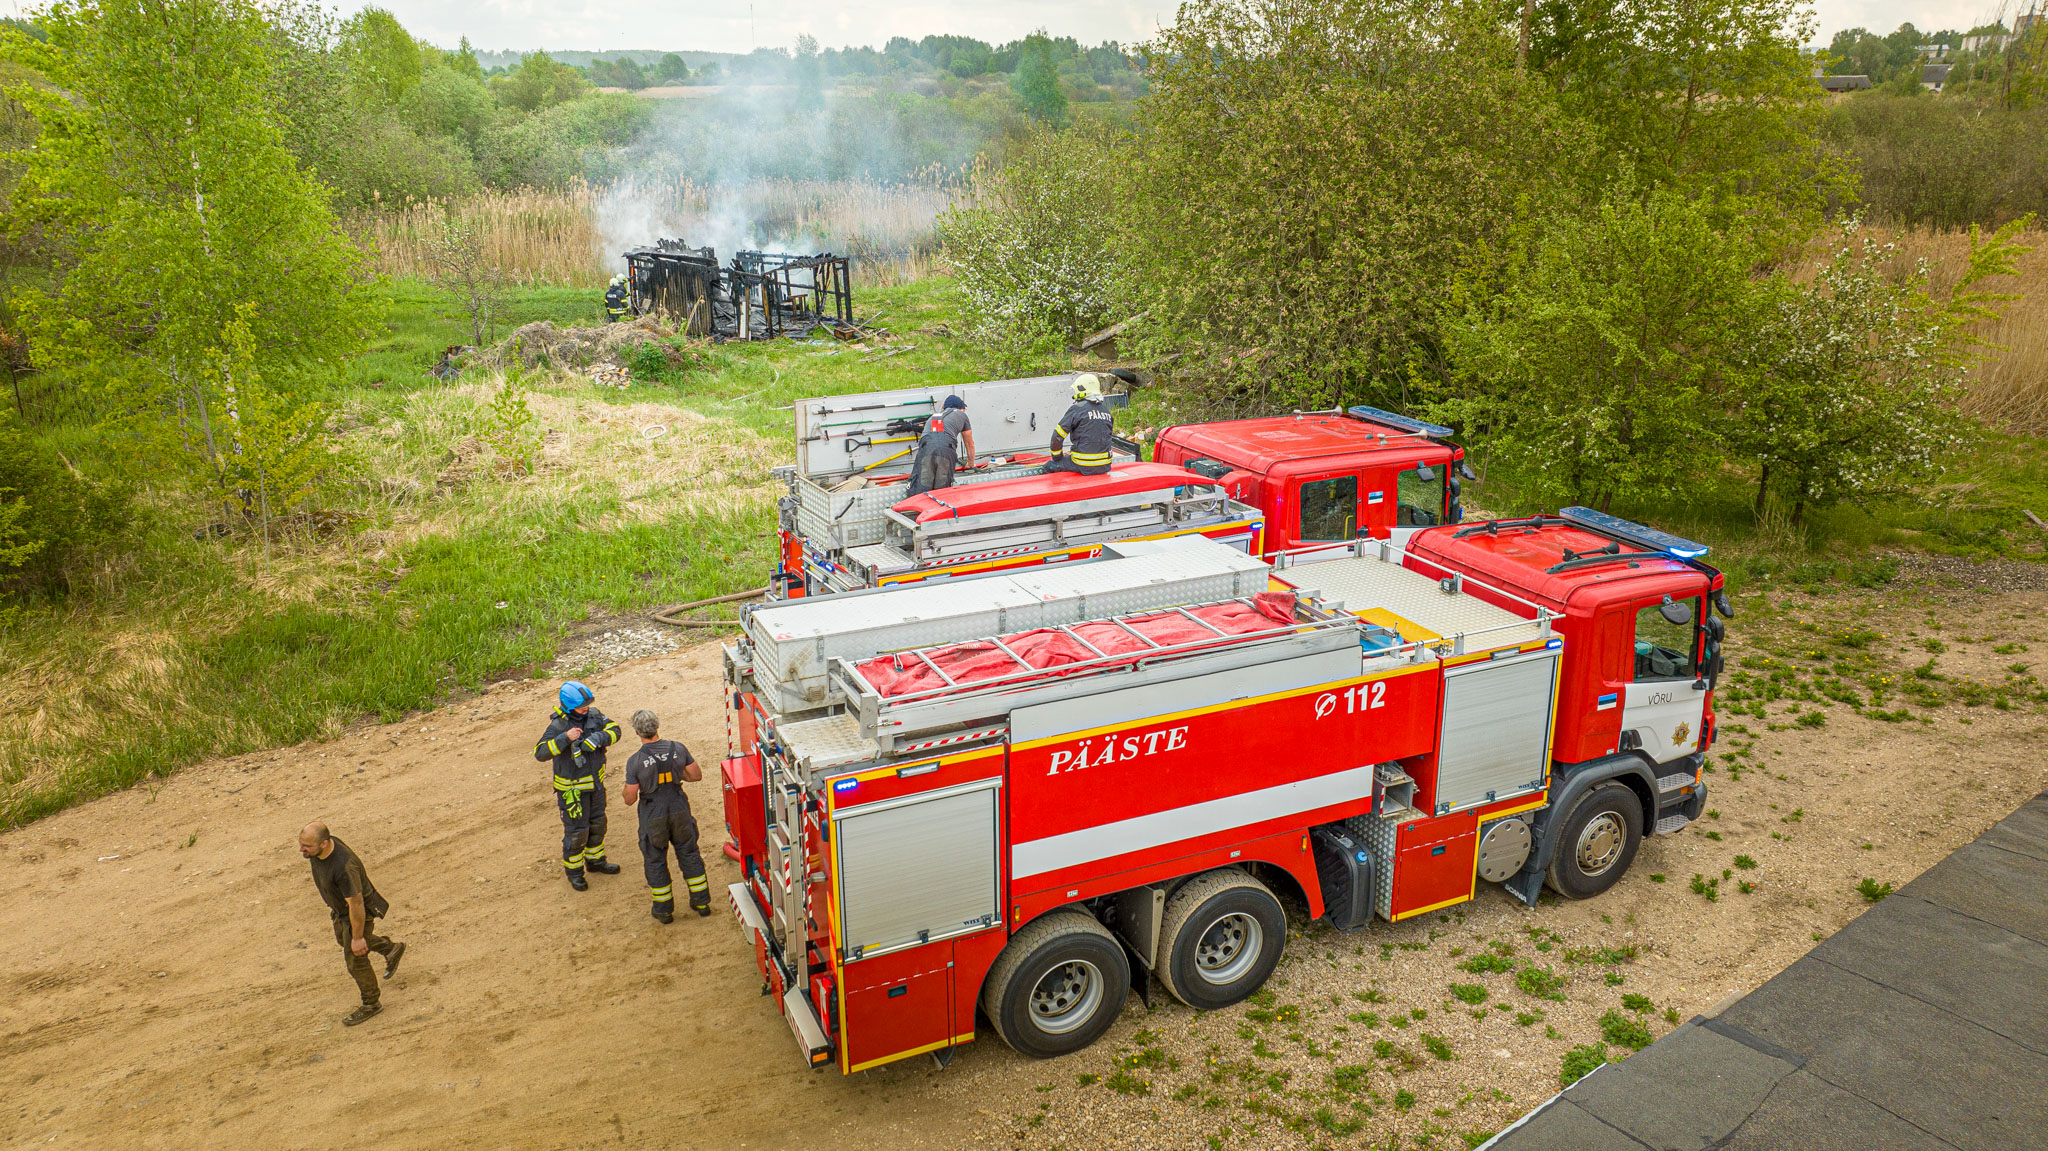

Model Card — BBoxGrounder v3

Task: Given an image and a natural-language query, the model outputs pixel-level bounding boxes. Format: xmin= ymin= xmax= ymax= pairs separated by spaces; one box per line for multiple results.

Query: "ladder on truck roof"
xmin=825 ymin=594 xmax=1364 ymax=756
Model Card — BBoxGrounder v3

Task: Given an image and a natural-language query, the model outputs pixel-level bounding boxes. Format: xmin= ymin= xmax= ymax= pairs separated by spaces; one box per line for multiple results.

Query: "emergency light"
xmin=1559 ymin=506 xmax=1711 ymax=560
xmin=833 ymin=778 xmax=858 ymax=792
xmin=1345 ymin=405 xmax=1456 ymax=439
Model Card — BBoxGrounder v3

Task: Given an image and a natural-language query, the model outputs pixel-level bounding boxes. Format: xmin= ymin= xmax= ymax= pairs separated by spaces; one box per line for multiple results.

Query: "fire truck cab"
xmin=1153 ymin=406 xmax=1471 ymax=552
xmin=720 ymin=511 xmax=1723 ymax=1074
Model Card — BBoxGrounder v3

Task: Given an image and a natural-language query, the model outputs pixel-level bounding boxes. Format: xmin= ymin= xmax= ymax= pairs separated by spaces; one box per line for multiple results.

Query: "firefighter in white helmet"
xmin=604 ymin=274 xmax=630 ymax=324
xmin=1044 ymin=373 xmax=1115 ymax=476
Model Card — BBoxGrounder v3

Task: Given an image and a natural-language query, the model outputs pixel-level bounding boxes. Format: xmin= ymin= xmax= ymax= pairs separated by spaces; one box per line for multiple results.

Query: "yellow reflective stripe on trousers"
xmin=650 ymin=885 xmax=673 ymax=899
xmin=563 ymin=853 xmax=584 ymax=868
xmin=1069 ymin=451 xmax=1111 ymax=466
xmin=684 ymin=876 xmax=710 ymax=891
xmin=584 ymin=845 xmax=605 ymax=859
xmin=552 ymin=775 xmax=596 ymax=791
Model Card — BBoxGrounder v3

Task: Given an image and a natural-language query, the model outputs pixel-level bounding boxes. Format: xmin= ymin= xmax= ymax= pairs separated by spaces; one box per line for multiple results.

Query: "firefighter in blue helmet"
xmin=534 ymin=681 xmax=624 ymax=890
xmin=604 ymin=274 xmax=630 ymax=324
xmin=1044 ymin=373 xmax=1114 ymax=476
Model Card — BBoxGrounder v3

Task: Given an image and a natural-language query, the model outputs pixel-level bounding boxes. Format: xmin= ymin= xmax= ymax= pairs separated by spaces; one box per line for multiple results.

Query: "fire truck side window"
xmin=1297 ymin=476 xmax=1359 ymax=541
xmin=1395 ymin=467 xmax=1444 ymax=527
xmin=1633 ymin=601 xmax=1700 ymax=681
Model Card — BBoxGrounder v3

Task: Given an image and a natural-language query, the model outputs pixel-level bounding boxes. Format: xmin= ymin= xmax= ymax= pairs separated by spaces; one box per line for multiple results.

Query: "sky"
xmin=344 ymin=0 xmax=2025 ymax=55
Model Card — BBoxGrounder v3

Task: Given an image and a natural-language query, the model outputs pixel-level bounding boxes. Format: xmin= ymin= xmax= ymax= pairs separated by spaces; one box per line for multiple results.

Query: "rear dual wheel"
xmin=980 ymin=911 xmax=1129 ymax=1059
xmin=1155 ymin=869 xmax=1287 ymax=1010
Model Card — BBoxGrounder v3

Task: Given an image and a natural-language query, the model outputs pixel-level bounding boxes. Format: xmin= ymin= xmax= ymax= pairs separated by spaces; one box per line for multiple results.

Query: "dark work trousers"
xmin=1043 ymin=455 xmax=1110 ymax=476
xmin=331 ymin=913 xmax=397 ymax=1006
xmin=640 ymin=811 xmax=709 ymax=915
xmin=556 ymin=777 xmax=608 ymax=877
xmin=904 ymin=438 xmax=957 ymax=498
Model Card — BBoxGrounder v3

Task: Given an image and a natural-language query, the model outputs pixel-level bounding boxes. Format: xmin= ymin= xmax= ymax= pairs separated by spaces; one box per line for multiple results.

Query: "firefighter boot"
xmin=653 ymin=905 xmax=674 ymax=924
xmin=691 ymin=895 xmax=713 ymax=918
xmin=584 ymin=843 xmax=621 ymax=875
xmin=568 ymin=871 xmax=588 ymax=891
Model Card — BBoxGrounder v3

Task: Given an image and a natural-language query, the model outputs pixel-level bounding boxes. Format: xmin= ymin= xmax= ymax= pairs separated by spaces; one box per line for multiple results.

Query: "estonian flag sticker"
xmin=1596 ymin=692 xmax=1619 ymax=711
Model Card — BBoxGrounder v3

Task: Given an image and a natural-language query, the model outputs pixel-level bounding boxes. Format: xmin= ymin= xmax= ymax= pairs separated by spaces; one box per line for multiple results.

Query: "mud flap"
xmin=1501 ymin=867 xmax=1543 ymax=908
xmin=1116 ymin=933 xmax=1152 ymax=1010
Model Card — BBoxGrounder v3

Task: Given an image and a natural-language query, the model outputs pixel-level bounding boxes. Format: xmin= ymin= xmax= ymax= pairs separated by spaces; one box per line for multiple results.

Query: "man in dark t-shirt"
xmin=622 ymin=709 xmax=709 ymax=923
xmin=299 ymin=822 xmax=404 ymax=1026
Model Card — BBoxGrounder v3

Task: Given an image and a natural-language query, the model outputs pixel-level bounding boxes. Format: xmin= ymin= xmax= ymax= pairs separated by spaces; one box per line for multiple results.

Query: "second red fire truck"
xmin=720 ymin=505 xmax=1728 ymax=1072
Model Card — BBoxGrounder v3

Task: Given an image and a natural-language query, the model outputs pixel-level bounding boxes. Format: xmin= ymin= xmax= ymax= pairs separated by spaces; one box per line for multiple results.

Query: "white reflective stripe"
xmin=1011 ymin=765 xmax=1375 ymax=879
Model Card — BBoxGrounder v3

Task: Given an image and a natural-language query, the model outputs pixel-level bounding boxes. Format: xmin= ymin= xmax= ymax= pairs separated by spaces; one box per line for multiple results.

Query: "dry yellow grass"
xmin=0 ymin=376 xmax=780 ymax=810
xmin=1869 ymin=225 xmax=2048 ymax=435
xmin=351 ymin=178 xmax=957 ymax=289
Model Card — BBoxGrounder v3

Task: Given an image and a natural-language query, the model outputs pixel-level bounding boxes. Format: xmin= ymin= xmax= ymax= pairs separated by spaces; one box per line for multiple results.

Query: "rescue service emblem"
xmin=1672 ymin=721 xmax=1690 ymax=747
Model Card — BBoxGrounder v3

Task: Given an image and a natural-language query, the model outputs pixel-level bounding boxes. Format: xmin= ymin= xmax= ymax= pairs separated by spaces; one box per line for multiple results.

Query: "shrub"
xmin=1560 ymin=1043 xmax=1612 ymax=1087
xmin=1857 ymin=878 xmax=1895 ymax=903
xmin=1620 ymin=993 xmax=1654 ymax=1013
xmin=0 ymin=414 xmax=129 ymax=599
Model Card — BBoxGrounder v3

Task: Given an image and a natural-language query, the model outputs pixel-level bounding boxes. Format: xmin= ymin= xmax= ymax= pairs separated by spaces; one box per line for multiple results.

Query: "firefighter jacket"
xmin=604 ymin=284 xmax=629 ymax=318
xmin=1050 ymin=399 xmax=1115 ymax=469
xmin=534 ymin=706 xmax=623 ymax=792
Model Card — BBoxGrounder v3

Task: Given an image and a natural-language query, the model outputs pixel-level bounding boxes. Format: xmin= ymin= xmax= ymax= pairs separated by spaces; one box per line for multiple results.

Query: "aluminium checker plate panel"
xmin=1284 ymin=552 xmax=1547 ymax=651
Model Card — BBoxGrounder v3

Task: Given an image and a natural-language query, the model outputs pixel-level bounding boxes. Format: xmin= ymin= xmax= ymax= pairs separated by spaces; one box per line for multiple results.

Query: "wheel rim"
xmin=1029 ymin=959 xmax=1103 ymax=1035
xmin=1576 ymin=812 xmax=1626 ymax=876
xmin=1193 ymin=912 xmax=1263 ymax=985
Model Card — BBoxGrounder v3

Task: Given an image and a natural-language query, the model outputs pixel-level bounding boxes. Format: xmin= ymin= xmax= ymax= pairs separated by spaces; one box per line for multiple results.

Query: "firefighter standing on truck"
xmin=604 ymin=274 xmax=630 ymax=324
xmin=534 ymin=681 xmax=623 ymax=891
xmin=1045 ymin=373 xmax=1114 ymax=476
xmin=904 ymin=394 xmax=975 ymax=497
xmin=622 ymin=709 xmax=710 ymax=922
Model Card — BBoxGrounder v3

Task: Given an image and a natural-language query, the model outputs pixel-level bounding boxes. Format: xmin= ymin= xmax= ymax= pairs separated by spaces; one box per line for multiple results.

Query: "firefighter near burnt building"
xmin=604 ymin=274 xmax=630 ymax=323
xmin=623 ymin=709 xmax=711 ymax=923
xmin=535 ymin=681 xmax=624 ymax=890
xmin=722 ymin=505 xmax=1727 ymax=1073
xmin=1044 ymin=373 xmax=1114 ymax=476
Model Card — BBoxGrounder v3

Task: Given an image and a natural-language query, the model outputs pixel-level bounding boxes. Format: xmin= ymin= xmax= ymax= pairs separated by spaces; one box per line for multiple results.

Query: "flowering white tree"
xmin=938 ymin=125 xmax=1126 ymax=349
xmin=1732 ymin=219 xmax=2029 ymax=526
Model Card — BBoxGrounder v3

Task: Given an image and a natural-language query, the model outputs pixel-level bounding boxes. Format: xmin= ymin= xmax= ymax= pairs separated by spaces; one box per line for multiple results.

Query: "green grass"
xmin=3 ymin=274 xmax=1054 ymax=828
xmin=1559 ymin=1043 xmax=1613 ymax=1087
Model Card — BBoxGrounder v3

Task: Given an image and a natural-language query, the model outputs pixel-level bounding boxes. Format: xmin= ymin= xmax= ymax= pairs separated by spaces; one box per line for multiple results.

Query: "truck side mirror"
xmin=1715 ymin=590 xmax=1734 ymax=618
xmin=1414 ymin=464 xmax=1436 ymax=482
xmin=1658 ymin=595 xmax=1692 ymax=626
xmin=1459 ymin=461 xmax=1476 ymax=481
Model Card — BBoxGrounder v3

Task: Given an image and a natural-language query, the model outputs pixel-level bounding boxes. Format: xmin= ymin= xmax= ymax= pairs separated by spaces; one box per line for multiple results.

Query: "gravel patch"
xmin=552 ymin=625 xmax=683 ymax=673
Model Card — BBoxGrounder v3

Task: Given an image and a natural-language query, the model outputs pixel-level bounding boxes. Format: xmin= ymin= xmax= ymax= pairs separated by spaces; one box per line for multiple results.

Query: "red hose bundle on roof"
xmin=853 ymin=592 xmax=1300 ymax=699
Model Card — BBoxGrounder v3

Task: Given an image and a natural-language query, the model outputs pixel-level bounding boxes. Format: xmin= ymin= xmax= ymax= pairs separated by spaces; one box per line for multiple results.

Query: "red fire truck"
xmin=769 ymin=380 xmax=1464 ymax=598
xmin=721 ymin=506 xmax=1726 ymax=1073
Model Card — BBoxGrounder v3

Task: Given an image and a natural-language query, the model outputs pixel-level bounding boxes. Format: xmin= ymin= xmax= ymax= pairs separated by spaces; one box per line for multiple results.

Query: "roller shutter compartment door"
xmin=1435 ymin=651 xmax=1558 ymax=813
xmin=836 ymin=780 xmax=1001 ymax=962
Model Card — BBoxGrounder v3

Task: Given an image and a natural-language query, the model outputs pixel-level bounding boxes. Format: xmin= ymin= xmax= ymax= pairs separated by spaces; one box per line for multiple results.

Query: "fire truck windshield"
xmin=1633 ymin=599 xmax=1701 ymax=680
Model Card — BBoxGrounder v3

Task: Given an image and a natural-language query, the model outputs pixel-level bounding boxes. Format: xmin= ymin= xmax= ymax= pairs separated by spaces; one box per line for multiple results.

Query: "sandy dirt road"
xmin=0 ymin=643 xmax=1022 ymax=1150
xmin=5 ymin=569 xmax=2047 ymax=1150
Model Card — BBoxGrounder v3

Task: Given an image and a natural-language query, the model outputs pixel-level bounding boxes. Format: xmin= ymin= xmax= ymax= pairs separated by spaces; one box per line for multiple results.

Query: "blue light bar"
xmin=1558 ymin=506 xmax=1711 ymax=560
xmin=832 ymin=778 xmax=858 ymax=792
xmin=1546 ymin=637 xmax=1563 ymax=649
xmin=1345 ymin=405 xmax=1456 ymax=439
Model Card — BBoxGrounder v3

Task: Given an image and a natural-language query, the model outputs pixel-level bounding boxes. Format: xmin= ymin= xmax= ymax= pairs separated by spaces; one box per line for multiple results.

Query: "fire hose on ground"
xmin=650 ymin=586 xmax=768 ymax=629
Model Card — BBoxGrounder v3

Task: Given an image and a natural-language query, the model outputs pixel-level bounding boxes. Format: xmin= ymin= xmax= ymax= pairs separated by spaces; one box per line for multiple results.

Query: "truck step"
xmin=1655 ymin=771 xmax=1693 ymax=793
xmin=1653 ymin=813 xmax=1692 ymax=835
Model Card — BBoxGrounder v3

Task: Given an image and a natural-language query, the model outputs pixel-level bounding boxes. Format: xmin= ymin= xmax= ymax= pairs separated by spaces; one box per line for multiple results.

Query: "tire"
xmin=1545 ymin=781 xmax=1644 ymax=900
xmin=1153 ymin=869 xmax=1287 ymax=1010
xmin=979 ymin=911 xmax=1130 ymax=1058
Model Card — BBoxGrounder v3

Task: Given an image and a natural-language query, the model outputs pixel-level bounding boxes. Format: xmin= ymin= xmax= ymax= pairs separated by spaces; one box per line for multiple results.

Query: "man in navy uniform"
xmin=622 ymin=709 xmax=710 ymax=922
xmin=1045 ymin=374 xmax=1114 ymax=476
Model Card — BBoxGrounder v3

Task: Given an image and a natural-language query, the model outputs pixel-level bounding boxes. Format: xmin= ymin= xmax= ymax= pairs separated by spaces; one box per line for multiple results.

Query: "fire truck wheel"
xmin=1545 ymin=781 xmax=1644 ymax=900
xmin=1154 ymin=870 xmax=1287 ymax=1010
xmin=980 ymin=912 xmax=1130 ymax=1059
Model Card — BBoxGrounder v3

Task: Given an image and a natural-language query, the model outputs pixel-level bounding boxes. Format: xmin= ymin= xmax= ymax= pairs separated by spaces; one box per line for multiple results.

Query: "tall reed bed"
xmin=1869 ymin=225 xmax=2048 ymax=436
xmin=350 ymin=177 xmax=959 ymax=290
